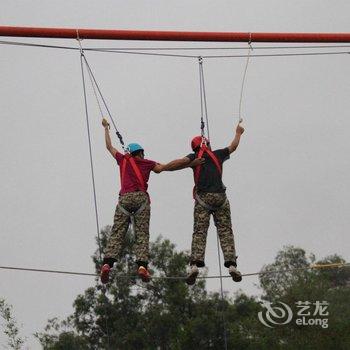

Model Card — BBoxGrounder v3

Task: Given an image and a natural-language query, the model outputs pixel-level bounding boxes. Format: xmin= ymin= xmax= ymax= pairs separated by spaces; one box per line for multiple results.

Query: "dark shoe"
xmin=138 ymin=266 xmax=151 ymax=283
xmin=100 ymin=264 xmax=111 ymax=284
xmin=186 ymin=265 xmax=199 ymax=285
xmin=229 ymin=265 xmax=242 ymax=282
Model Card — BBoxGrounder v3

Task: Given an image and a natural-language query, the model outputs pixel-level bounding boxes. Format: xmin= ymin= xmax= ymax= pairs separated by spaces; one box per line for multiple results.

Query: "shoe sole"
xmin=138 ymin=269 xmax=151 ymax=283
xmin=100 ymin=271 xmax=110 ymax=284
xmin=230 ymin=271 xmax=242 ymax=282
xmin=139 ymin=274 xmax=151 ymax=283
xmin=186 ymin=270 xmax=199 ymax=285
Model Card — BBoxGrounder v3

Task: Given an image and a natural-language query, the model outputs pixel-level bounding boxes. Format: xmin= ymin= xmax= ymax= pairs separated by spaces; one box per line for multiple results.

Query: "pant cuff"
xmin=136 ymin=260 xmax=148 ymax=269
xmin=224 ymin=260 xmax=237 ymax=268
xmin=103 ymin=257 xmax=117 ymax=269
xmin=190 ymin=260 xmax=205 ymax=268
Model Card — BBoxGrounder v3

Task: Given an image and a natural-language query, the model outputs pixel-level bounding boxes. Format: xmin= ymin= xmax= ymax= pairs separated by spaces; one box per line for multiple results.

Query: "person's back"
xmin=161 ymin=121 xmax=245 ymax=285
xmin=99 ymin=122 xmax=163 ymax=284
xmin=187 ymin=147 xmax=230 ymax=194
xmin=115 ymin=149 xmax=156 ymax=195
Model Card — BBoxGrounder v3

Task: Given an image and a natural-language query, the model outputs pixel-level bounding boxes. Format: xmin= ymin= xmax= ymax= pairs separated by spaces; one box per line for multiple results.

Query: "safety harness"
xmin=193 ymin=144 xmax=227 ymax=211
xmin=117 ymin=200 xmax=148 ymax=236
xmin=120 ymin=154 xmax=146 ymax=192
xmin=195 ymin=193 xmax=228 ymax=212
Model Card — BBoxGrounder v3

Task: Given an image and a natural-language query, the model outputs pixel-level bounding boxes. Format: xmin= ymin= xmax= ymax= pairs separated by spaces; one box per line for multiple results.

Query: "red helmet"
xmin=191 ymin=136 xmax=209 ymax=151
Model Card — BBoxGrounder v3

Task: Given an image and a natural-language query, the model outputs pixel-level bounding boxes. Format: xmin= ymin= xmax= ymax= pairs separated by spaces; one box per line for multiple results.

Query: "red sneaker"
xmin=138 ymin=266 xmax=151 ymax=283
xmin=100 ymin=264 xmax=111 ymax=284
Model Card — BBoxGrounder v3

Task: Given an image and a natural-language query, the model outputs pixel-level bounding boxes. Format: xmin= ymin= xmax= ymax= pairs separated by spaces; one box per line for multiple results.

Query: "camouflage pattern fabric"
xmin=191 ymin=192 xmax=237 ymax=267
xmin=104 ymin=191 xmax=150 ymax=264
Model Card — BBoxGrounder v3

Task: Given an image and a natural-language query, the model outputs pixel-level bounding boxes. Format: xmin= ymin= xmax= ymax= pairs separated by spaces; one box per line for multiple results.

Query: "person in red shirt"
xmin=100 ymin=118 xmax=201 ymax=284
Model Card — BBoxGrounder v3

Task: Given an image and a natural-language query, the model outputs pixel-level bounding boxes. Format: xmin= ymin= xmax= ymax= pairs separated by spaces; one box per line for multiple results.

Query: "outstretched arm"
xmin=153 ymin=157 xmax=204 ymax=173
xmin=228 ymin=119 xmax=245 ymax=154
xmin=102 ymin=118 xmax=120 ymax=158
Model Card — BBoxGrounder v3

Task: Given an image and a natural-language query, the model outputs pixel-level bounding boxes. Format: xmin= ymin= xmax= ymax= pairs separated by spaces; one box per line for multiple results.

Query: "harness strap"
xmin=205 ymin=148 xmax=222 ymax=175
xmin=118 ymin=200 xmax=148 ymax=236
xmin=195 ymin=193 xmax=227 ymax=212
xmin=193 ymin=145 xmax=222 ymax=197
xmin=120 ymin=154 xmax=146 ymax=192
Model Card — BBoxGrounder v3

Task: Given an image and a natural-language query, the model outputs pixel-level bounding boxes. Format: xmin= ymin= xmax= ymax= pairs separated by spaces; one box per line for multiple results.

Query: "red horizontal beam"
xmin=0 ymin=26 xmax=350 ymax=43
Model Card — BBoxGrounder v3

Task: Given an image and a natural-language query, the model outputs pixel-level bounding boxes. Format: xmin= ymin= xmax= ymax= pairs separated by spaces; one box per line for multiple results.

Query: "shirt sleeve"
xmin=144 ymin=159 xmax=157 ymax=171
xmin=115 ymin=151 xmax=124 ymax=165
xmin=214 ymin=148 xmax=230 ymax=163
xmin=185 ymin=153 xmax=196 ymax=162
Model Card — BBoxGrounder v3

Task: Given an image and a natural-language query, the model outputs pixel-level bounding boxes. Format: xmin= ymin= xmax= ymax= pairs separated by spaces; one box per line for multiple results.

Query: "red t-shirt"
xmin=115 ymin=152 xmax=157 ymax=195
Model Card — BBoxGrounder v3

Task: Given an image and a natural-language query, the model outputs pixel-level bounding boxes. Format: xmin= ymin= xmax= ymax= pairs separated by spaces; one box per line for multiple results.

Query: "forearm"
xmin=162 ymin=158 xmax=190 ymax=171
xmin=105 ymin=127 xmax=113 ymax=150
xmin=229 ymin=133 xmax=242 ymax=153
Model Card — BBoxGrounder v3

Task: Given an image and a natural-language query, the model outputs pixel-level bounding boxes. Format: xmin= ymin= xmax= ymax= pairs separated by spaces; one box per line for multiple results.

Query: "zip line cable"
xmin=79 ymin=48 xmax=103 ymax=263
xmin=199 ymin=56 xmax=228 ymax=349
xmin=77 ymin=36 xmax=112 ymax=348
xmin=87 ymin=49 xmax=350 ymax=60
xmin=0 ymin=263 xmax=348 ymax=279
xmin=216 ymin=232 xmax=228 ymax=350
xmin=0 ymin=39 xmax=349 ymax=59
xmin=1 ymin=39 xmax=350 ymax=52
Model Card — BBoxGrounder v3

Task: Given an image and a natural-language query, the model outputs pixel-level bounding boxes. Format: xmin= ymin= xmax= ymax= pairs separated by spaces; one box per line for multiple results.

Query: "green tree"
xmin=37 ymin=229 xmax=349 ymax=350
xmin=0 ymin=298 xmax=25 ymax=350
xmin=36 ymin=227 xmax=219 ymax=349
xmin=258 ymin=246 xmax=350 ymax=350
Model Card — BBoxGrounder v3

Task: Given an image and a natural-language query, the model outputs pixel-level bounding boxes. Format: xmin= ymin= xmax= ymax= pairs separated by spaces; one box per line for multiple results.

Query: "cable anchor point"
xmin=76 ymin=29 xmax=84 ymax=56
xmin=248 ymin=32 xmax=253 ymax=50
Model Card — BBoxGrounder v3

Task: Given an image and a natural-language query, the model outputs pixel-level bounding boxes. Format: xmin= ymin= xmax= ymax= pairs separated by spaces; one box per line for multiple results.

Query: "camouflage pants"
xmin=191 ymin=192 xmax=237 ymax=268
xmin=104 ymin=191 xmax=150 ymax=266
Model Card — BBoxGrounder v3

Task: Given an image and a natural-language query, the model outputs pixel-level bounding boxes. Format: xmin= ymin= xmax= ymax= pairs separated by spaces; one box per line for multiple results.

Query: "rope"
xmin=198 ymin=57 xmax=205 ymax=138
xmin=198 ymin=57 xmax=210 ymax=141
xmin=84 ymin=59 xmax=105 ymax=119
xmin=238 ymin=43 xmax=253 ymax=121
xmin=81 ymin=55 xmax=126 ymax=149
xmin=79 ymin=47 xmax=103 ymax=263
xmin=0 ymin=262 xmax=347 ymax=279
xmin=76 ymin=36 xmax=126 ymax=149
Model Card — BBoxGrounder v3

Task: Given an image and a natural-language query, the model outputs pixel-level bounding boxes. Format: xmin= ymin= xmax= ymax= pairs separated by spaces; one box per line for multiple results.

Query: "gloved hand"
xmin=102 ymin=118 xmax=110 ymax=129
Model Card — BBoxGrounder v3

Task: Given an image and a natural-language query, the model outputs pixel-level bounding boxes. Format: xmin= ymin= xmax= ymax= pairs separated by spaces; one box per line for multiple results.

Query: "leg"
xmin=190 ymin=196 xmax=211 ymax=267
xmin=104 ymin=204 xmax=130 ymax=266
xmin=133 ymin=199 xmax=151 ymax=268
xmin=212 ymin=196 xmax=237 ymax=268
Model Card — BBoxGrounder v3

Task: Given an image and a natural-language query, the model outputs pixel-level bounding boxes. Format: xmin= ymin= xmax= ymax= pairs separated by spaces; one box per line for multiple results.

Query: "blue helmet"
xmin=127 ymin=143 xmax=144 ymax=154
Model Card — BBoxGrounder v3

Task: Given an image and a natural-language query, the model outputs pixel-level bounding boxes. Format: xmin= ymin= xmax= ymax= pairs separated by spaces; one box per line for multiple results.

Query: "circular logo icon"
xmin=258 ymin=301 xmax=293 ymax=328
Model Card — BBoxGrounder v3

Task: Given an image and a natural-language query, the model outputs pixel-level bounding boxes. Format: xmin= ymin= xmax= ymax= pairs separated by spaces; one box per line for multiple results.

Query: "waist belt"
xmin=195 ymin=193 xmax=227 ymax=212
xmin=118 ymin=199 xmax=148 ymax=236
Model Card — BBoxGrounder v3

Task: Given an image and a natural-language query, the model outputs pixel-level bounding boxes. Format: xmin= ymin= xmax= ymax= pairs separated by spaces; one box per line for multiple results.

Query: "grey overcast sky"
xmin=1 ymin=1 xmax=350 ymax=348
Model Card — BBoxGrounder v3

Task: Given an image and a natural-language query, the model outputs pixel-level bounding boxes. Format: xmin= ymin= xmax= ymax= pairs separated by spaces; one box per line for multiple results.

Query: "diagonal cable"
xmin=79 ymin=52 xmax=103 ymax=262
